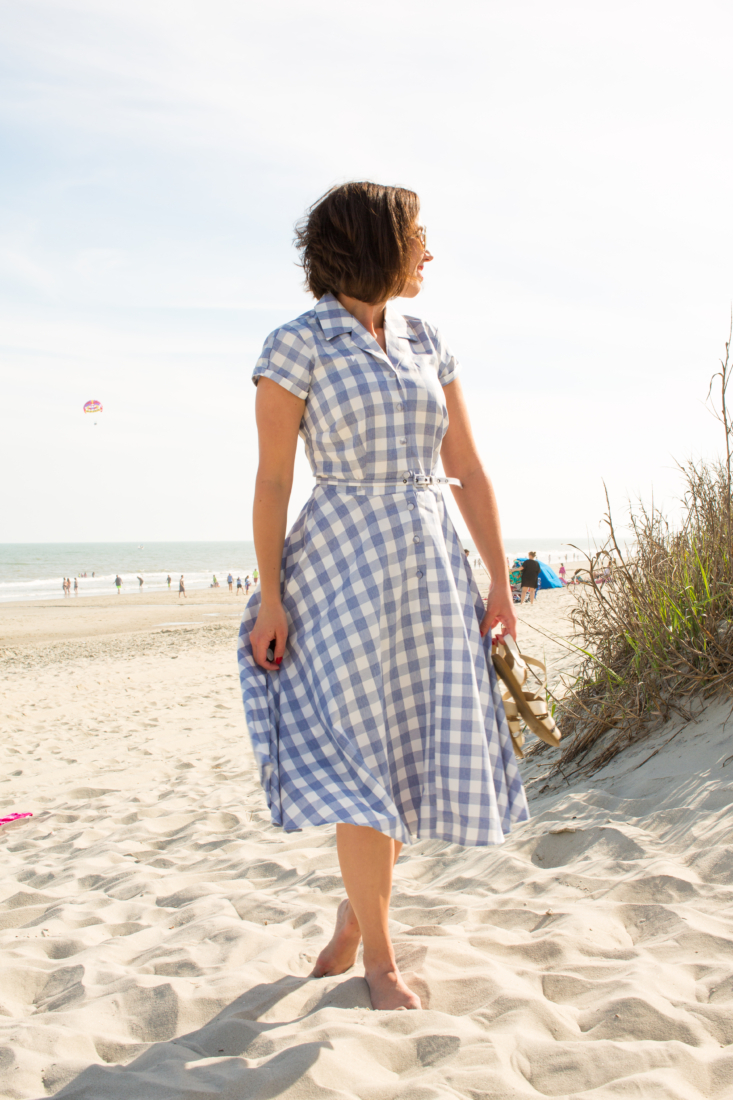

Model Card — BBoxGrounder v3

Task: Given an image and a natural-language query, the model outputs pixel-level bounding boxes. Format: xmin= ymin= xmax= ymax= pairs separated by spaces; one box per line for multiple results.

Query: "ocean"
xmin=0 ymin=542 xmax=259 ymax=603
xmin=0 ymin=538 xmax=592 ymax=604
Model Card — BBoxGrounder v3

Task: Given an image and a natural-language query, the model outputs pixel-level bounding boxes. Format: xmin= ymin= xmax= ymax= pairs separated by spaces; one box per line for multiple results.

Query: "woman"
xmin=520 ymin=551 xmax=540 ymax=605
xmin=238 ymin=182 xmax=528 ymax=1011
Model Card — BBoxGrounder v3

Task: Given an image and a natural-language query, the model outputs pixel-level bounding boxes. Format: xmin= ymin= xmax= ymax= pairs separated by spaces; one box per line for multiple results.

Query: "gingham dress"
xmin=238 ymin=294 xmax=528 ymax=846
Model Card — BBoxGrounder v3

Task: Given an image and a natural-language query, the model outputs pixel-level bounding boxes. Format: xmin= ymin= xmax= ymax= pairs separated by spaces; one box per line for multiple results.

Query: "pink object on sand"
xmin=0 ymin=813 xmax=33 ymax=827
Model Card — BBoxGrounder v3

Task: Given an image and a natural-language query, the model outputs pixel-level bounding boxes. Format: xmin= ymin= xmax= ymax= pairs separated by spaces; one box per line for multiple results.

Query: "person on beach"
xmin=236 ymin=576 xmax=243 ymax=595
xmin=138 ymin=576 xmax=144 ymax=591
xmin=520 ymin=552 xmax=540 ymax=605
xmin=228 ymin=573 xmax=233 ymax=592
xmin=115 ymin=575 xmax=122 ymax=594
xmin=252 ymin=568 xmax=259 ymax=585
xmin=179 ymin=575 xmax=186 ymax=598
xmin=239 ymin=182 xmax=527 ymax=1011
xmin=167 ymin=575 xmax=172 ymax=589
xmin=74 ymin=577 xmax=78 ymax=595
xmin=559 ymin=562 xmax=567 ymax=585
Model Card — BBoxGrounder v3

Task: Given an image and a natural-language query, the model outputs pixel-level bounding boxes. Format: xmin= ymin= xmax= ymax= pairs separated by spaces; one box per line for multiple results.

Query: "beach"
xmin=2 ymin=584 xmax=733 ymax=1098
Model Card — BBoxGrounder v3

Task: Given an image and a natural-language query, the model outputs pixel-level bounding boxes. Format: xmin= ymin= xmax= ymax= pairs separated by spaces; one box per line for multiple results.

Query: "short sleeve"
xmin=252 ymin=325 xmax=313 ymax=401
xmin=420 ymin=322 xmax=460 ymax=387
xmin=438 ymin=346 xmax=460 ymax=386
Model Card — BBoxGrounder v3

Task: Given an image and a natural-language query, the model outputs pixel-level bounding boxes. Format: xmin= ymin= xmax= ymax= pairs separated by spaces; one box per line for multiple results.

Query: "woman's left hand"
xmin=481 ymin=585 xmax=517 ymax=643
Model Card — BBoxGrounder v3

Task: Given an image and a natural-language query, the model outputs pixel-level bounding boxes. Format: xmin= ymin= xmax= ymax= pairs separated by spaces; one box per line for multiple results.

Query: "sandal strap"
xmin=523 ymin=698 xmax=548 ymax=718
xmin=524 ymin=654 xmax=546 ymax=673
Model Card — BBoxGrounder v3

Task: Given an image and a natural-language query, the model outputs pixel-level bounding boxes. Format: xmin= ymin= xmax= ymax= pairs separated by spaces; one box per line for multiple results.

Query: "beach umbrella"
xmin=515 ymin=557 xmax=564 ymax=590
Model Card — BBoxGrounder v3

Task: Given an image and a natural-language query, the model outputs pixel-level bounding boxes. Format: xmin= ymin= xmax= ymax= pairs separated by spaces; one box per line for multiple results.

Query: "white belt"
xmin=315 ymin=472 xmax=463 ymax=489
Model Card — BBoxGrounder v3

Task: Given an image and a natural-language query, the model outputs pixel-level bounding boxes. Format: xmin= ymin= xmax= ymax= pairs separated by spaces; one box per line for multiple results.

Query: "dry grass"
xmin=542 ymin=325 xmax=733 ymax=776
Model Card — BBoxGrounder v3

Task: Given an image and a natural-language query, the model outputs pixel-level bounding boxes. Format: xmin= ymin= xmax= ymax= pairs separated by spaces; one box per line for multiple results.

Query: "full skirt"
xmin=237 ymin=484 xmax=529 ymax=846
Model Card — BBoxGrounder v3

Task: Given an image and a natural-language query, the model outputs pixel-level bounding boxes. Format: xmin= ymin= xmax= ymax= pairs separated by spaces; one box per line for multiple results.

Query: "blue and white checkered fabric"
xmin=238 ymin=293 xmax=528 ymax=846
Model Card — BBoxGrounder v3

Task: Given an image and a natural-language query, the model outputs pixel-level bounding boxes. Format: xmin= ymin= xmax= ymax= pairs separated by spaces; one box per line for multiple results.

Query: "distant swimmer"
xmin=138 ymin=576 xmax=144 ymax=591
xmin=236 ymin=576 xmax=243 ymax=595
xmin=179 ymin=575 xmax=186 ymax=598
xmin=227 ymin=573 xmax=233 ymax=592
xmin=167 ymin=575 xmax=172 ymax=589
xmin=115 ymin=575 xmax=122 ymax=594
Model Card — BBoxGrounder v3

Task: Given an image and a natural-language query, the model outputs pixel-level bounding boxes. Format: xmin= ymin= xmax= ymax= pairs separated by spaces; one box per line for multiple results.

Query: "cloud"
xmin=1 ymin=0 xmax=732 ymax=540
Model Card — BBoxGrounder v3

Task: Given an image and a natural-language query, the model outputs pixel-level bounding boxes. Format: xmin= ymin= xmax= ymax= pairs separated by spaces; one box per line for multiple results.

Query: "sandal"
xmin=492 ymin=636 xmax=562 ymax=749
xmin=500 ymin=691 xmax=526 ymax=758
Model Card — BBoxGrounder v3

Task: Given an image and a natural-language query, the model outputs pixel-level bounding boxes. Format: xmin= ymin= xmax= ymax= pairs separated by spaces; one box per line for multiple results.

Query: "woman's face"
xmin=400 ymin=225 xmax=433 ymax=299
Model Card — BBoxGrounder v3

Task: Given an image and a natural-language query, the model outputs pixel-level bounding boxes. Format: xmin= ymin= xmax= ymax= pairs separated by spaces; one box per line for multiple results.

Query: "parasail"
xmin=83 ymin=400 xmax=103 ymax=415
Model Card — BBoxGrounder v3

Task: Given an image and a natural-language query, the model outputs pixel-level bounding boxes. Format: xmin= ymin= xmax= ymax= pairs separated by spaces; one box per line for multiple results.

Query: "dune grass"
xmin=545 ymin=326 xmax=733 ymax=775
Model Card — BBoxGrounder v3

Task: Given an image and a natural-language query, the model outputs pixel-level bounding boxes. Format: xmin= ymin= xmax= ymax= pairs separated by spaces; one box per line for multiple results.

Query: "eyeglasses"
xmin=414 ymin=225 xmax=427 ymax=250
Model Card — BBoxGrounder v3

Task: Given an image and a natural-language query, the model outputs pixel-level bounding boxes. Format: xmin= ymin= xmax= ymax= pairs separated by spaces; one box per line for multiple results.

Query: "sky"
xmin=2 ymin=0 xmax=733 ymax=546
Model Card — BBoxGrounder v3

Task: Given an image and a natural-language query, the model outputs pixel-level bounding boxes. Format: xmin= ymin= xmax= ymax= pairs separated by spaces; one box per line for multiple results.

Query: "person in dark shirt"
xmin=521 ymin=552 xmax=541 ymax=605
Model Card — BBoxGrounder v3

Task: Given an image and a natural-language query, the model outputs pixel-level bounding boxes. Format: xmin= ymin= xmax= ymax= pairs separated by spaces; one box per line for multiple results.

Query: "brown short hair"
xmin=295 ymin=181 xmax=420 ymax=304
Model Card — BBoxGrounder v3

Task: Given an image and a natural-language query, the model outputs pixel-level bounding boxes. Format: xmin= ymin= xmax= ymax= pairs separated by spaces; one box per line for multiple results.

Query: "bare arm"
xmin=250 ymin=377 xmax=306 ymax=669
xmin=440 ymin=379 xmax=517 ymax=641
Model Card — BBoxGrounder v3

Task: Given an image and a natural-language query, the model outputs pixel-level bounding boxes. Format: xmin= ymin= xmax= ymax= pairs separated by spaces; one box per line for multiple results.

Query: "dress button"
xmin=416 ymin=571 xmax=423 ymax=578
xmin=399 ymin=438 xmax=407 ymax=444
xmin=408 ymin=503 xmax=415 ymax=511
xmin=413 ymin=536 xmax=421 ymax=544
xmin=396 ymin=403 xmax=403 ymax=412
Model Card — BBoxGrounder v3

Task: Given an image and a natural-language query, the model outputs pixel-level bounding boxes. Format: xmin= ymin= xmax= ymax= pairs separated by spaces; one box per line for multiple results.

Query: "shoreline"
xmin=0 ymin=551 xmax=588 ymax=606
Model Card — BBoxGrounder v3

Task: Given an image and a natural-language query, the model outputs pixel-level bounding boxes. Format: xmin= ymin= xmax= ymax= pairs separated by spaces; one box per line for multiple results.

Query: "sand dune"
xmin=2 ymin=593 xmax=733 ymax=1098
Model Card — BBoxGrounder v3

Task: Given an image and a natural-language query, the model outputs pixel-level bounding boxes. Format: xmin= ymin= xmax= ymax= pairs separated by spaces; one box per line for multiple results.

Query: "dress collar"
xmin=314 ymin=293 xmax=357 ymax=340
xmin=385 ymin=306 xmax=419 ymax=342
xmin=314 ymin=293 xmax=418 ymax=343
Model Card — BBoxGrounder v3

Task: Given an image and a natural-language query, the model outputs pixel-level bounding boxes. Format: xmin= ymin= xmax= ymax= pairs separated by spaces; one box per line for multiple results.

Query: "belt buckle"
xmin=413 ymin=474 xmax=431 ymax=486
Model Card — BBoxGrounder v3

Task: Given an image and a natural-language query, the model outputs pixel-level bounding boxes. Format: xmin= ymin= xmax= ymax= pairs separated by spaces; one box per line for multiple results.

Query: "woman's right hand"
xmin=250 ymin=600 xmax=289 ymax=671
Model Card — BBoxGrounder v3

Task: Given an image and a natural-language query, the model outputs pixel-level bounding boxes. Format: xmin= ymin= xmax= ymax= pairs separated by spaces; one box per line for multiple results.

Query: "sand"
xmin=0 ymin=587 xmax=247 ymax=646
xmin=2 ymin=587 xmax=733 ymax=1098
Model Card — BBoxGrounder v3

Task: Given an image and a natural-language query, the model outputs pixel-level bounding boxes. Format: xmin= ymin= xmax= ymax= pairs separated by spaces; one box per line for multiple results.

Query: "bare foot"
xmin=312 ymin=899 xmax=362 ymax=977
xmin=365 ymin=965 xmax=422 ymax=1010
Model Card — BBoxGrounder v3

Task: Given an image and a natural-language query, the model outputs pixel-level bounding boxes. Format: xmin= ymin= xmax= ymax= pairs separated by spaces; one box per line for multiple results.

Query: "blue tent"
xmin=515 ymin=557 xmax=564 ymax=590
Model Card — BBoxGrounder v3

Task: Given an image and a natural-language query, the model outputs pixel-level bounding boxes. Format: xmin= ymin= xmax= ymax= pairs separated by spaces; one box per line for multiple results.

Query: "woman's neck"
xmin=337 ymin=293 xmax=388 ymax=342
